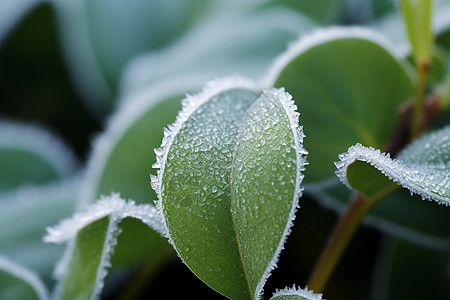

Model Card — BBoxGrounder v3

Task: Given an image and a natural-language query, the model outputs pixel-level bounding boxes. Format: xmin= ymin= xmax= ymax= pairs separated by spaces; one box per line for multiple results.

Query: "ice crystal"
xmin=151 ymin=76 xmax=308 ymax=300
xmin=271 ymin=285 xmax=325 ymax=300
xmin=335 ymin=126 xmax=450 ymax=205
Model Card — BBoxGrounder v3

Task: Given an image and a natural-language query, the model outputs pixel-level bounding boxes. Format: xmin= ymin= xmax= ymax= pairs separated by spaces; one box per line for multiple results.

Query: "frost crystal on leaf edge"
xmin=335 ymin=141 xmax=450 ymax=206
xmin=254 ymin=88 xmax=308 ymax=300
xmin=271 ymin=285 xmax=325 ymax=300
xmin=151 ymin=76 xmax=258 ymax=243
xmin=44 ymin=193 xmax=164 ymax=300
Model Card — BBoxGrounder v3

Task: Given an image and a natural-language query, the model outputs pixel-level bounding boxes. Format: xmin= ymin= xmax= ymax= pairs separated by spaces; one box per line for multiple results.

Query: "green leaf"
xmin=336 ymin=126 xmax=450 ymax=205
xmin=267 ymin=27 xmax=414 ymax=183
xmin=307 ymin=126 xmax=450 ymax=248
xmin=400 ymin=0 xmax=433 ymax=64
xmin=80 ymin=79 xmax=193 ymax=265
xmin=0 ymin=178 xmax=79 ymax=284
xmin=153 ymin=78 xmax=307 ymax=299
xmin=0 ymin=120 xmax=78 ymax=193
xmin=44 ymin=193 xmax=165 ymax=300
xmin=271 ymin=286 xmax=325 ymax=300
xmin=0 ymin=255 xmax=49 ymax=300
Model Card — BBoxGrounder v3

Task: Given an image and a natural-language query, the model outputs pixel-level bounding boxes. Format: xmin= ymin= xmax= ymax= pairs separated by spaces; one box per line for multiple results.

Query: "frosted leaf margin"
xmin=271 ymin=285 xmax=325 ymax=300
xmin=151 ymin=77 xmax=308 ymax=300
xmin=44 ymin=193 xmax=164 ymax=300
xmin=335 ymin=127 xmax=450 ymax=205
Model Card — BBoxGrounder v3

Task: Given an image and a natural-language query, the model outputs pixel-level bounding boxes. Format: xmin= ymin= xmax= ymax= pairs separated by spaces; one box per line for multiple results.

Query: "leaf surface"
xmin=0 ymin=120 xmax=78 ymax=193
xmin=44 ymin=194 xmax=165 ymax=300
xmin=154 ymin=78 xmax=307 ymax=299
xmin=336 ymin=126 xmax=450 ymax=205
xmin=267 ymin=27 xmax=414 ymax=182
xmin=400 ymin=0 xmax=433 ymax=64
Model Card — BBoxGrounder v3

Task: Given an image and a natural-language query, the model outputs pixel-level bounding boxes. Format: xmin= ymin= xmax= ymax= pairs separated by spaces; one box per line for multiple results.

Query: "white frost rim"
xmin=271 ymin=285 xmax=325 ymax=300
xmin=254 ymin=88 xmax=308 ymax=300
xmin=80 ymin=77 xmax=202 ymax=209
xmin=151 ymin=77 xmax=308 ymax=300
xmin=0 ymin=119 xmax=78 ymax=179
xmin=335 ymin=144 xmax=450 ymax=206
xmin=45 ymin=193 xmax=164 ymax=300
xmin=263 ymin=26 xmax=406 ymax=87
xmin=151 ymin=76 xmax=259 ymax=241
xmin=0 ymin=255 xmax=49 ymax=300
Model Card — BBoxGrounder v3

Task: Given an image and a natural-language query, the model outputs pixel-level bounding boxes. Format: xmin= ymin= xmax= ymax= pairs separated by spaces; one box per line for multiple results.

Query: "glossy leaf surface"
xmin=268 ymin=27 xmax=414 ymax=182
xmin=154 ymin=79 xmax=307 ymax=299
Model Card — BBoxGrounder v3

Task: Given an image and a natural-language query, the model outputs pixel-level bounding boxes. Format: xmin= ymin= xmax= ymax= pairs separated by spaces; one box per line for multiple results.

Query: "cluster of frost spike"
xmin=254 ymin=87 xmax=309 ymax=300
xmin=271 ymin=285 xmax=325 ymax=300
xmin=335 ymin=141 xmax=450 ymax=206
xmin=150 ymin=76 xmax=259 ymax=239
xmin=44 ymin=193 xmax=165 ymax=300
xmin=44 ymin=193 xmax=165 ymax=244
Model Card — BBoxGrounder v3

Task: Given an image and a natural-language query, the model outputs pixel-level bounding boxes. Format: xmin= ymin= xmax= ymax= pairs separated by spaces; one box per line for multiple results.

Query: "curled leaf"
xmin=335 ymin=126 xmax=450 ymax=205
xmin=44 ymin=193 xmax=164 ymax=300
xmin=153 ymin=78 xmax=307 ymax=299
xmin=271 ymin=286 xmax=325 ymax=300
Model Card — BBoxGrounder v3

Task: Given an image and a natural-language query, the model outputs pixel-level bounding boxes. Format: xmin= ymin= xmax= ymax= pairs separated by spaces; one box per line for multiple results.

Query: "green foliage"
xmin=1 ymin=1 xmax=450 ymax=300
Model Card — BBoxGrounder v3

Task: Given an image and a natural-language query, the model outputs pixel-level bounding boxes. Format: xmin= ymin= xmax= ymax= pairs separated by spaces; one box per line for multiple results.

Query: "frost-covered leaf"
xmin=336 ymin=126 xmax=450 ymax=205
xmin=45 ymin=193 xmax=165 ymax=300
xmin=153 ymin=78 xmax=307 ymax=299
xmin=121 ymin=7 xmax=314 ymax=97
xmin=266 ymin=27 xmax=414 ymax=183
xmin=400 ymin=0 xmax=433 ymax=64
xmin=0 ymin=255 xmax=49 ymax=300
xmin=80 ymin=79 xmax=195 ymax=265
xmin=271 ymin=286 xmax=325 ymax=300
xmin=0 ymin=120 xmax=78 ymax=193
xmin=0 ymin=178 xmax=79 ymax=284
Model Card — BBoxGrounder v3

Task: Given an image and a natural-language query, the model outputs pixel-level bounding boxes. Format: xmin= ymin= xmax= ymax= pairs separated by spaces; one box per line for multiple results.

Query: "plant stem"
xmin=410 ymin=60 xmax=430 ymax=140
xmin=307 ymin=193 xmax=374 ymax=292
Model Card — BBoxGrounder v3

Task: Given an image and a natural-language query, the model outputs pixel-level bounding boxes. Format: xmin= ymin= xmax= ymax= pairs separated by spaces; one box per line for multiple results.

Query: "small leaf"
xmin=154 ymin=78 xmax=307 ymax=299
xmin=44 ymin=193 xmax=164 ymax=300
xmin=336 ymin=126 xmax=450 ymax=205
xmin=267 ymin=27 xmax=414 ymax=182
xmin=400 ymin=0 xmax=433 ymax=64
xmin=271 ymin=286 xmax=325 ymax=300
xmin=0 ymin=120 xmax=78 ymax=193
xmin=0 ymin=255 xmax=49 ymax=300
